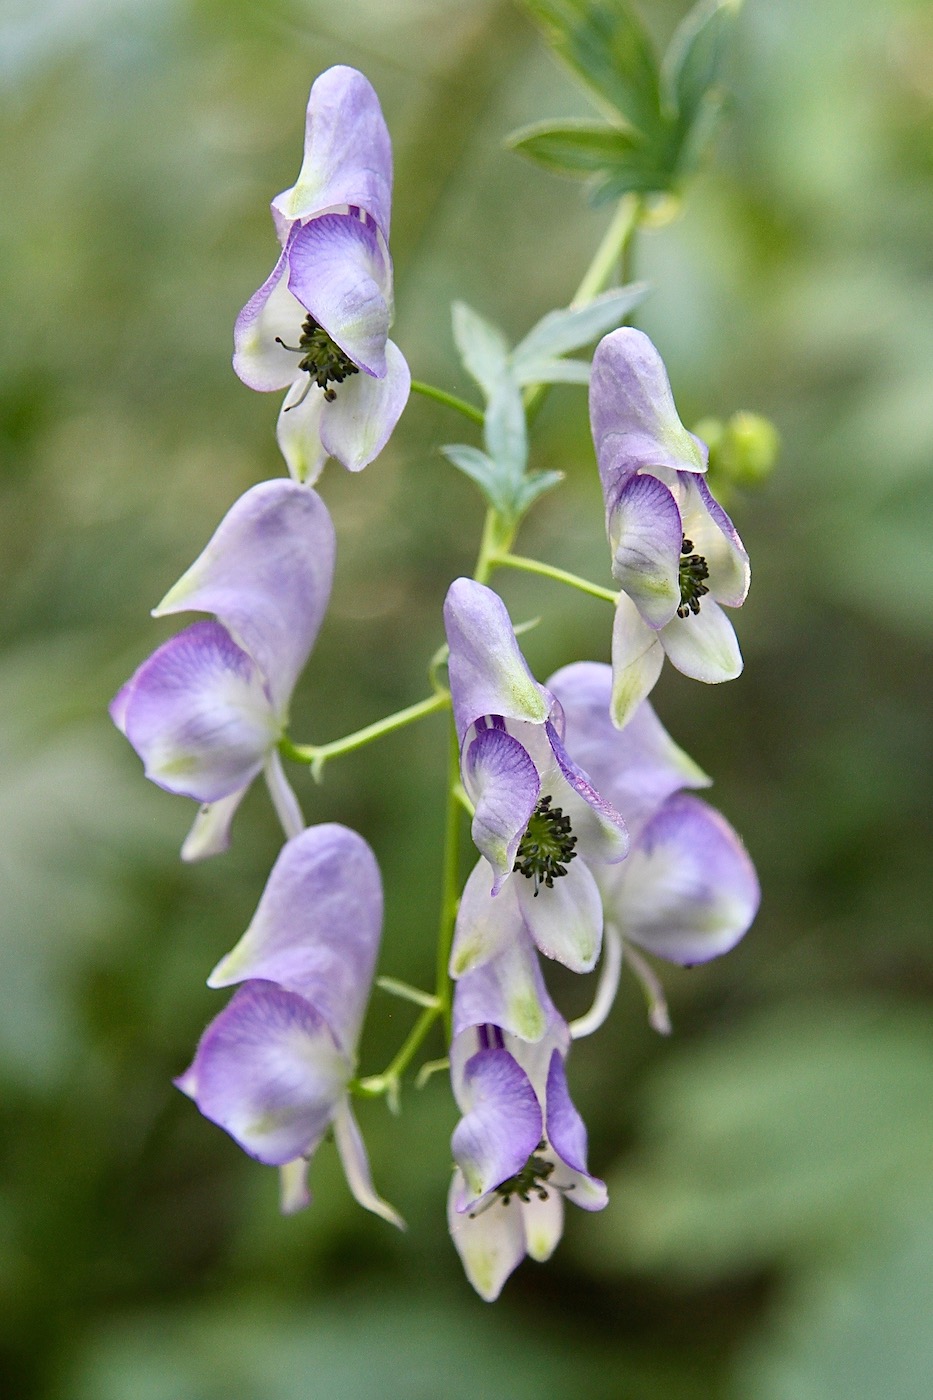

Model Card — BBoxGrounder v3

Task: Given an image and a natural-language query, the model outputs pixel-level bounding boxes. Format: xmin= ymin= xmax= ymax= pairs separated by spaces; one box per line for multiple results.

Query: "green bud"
xmin=696 ymin=411 xmax=780 ymax=490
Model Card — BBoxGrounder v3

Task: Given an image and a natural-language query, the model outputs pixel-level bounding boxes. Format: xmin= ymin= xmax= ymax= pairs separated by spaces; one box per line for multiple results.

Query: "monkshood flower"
xmin=447 ymin=937 xmax=606 ymax=1301
xmin=443 ymin=578 xmax=629 ymax=978
xmin=549 ymin=662 xmax=760 ymax=1030
xmin=589 ymin=328 xmax=750 ymax=727
xmin=110 ymin=479 xmax=334 ymax=860
xmin=233 ymin=66 xmax=410 ymax=483
xmin=177 ymin=823 xmax=403 ymax=1226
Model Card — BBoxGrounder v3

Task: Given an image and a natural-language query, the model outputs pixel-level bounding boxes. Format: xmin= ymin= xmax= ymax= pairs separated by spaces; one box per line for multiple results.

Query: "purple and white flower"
xmin=177 ymin=823 xmax=403 ymax=1226
xmin=233 ymin=66 xmax=410 ymax=482
xmin=110 ymin=479 xmax=334 ymax=860
xmin=589 ymin=328 xmax=750 ymax=727
xmin=443 ymin=578 xmax=629 ymax=978
xmin=549 ymin=662 xmax=760 ymax=1031
xmin=447 ymin=941 xmax=606 ymax=1301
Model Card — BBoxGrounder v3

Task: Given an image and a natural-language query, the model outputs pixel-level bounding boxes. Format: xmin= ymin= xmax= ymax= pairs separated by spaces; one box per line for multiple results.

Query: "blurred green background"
xmin=1 ymin=0 xmax=931 ymax=1395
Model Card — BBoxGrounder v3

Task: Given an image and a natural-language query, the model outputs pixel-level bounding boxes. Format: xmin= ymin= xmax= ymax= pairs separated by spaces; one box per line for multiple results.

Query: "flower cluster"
xmin=112 ymin=61 xmax=763 ymax=1303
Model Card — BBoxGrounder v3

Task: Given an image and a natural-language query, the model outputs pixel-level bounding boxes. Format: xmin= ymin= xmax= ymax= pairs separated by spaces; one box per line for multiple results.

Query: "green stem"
xmin=280 ymin=691 xmax=449 ymax=779
xmin=493 ymin=551 xmax=618 ymax=605
xmin=410 ymin=379 xmax=484 ymax=426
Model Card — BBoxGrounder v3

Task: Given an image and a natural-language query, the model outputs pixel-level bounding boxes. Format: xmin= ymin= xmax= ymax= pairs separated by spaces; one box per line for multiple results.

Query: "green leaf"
xmin=440 ymin=444 xmax=511 ymax=513
xmin=512 ymin=356 xmax=592 ymax=386
xmin=661 ymin=0 xmax=740 ymax=130
xmin=512 ymin=283 xmax=649 ymax=363
xmin=506 ymin=119 xmax=640 ymax=176
xmin=511 ymin=470 xmax=565 ymax=514
xmin=518 ymin=0 xmax=662 ymax=137
xmin=451 ymin=302 xmax=511 ymax=397
xmin=483 ymin=377 xmax=528 ymax=481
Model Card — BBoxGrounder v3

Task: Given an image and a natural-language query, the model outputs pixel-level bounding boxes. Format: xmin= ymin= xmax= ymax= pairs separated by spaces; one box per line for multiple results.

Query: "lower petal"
xmin=451 ymin=1049 xmax=543 ymax=1208
xmin=447 ymin=1169 xmax=527 ymax=1302
xmin=319 ymin=339 xmax=410 ymax=472
xmin=333 ymin=1098 xmax=405 ymax=1229
xmin=607 ymin=472 xmax=683 ymax=627
xmin=464 ymin=726 xmax=540 ymax=893
xmin=516 ymin=857 xmax=603 ymax=974
xmin=180 ymin=786 xmax=249 ymax=862
xmin=522 ymin=1189 xmax=565 ymax=1262
xmin=611 ymin=594 xmax=664 ymax=729
xmin=450 ymin=862 xmax=524 ymax=978
xmin=660 ymin=597 xmax=743 ymax=682
xmin=275 ymin=377 xmax=329 ymax=485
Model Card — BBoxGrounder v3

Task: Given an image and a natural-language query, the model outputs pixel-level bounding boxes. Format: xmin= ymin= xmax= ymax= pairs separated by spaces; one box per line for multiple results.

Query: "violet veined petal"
xmin=680 ymin=474 xmax=750 ymax=607
xmin=545 ymin=721 xmax=629 ymax=865
xmin=450 ymin=860 xmax=524 ymax=978
xmin=271 ymin=66 xmax=393 ymax=241
xmin=463 ymin=726 xmax=540 ymax=892
xmin=233 ymin=241 xmax=310 ymax=392
xmin=451 ymin=1049 xmax=543 ymax=1209
xmin=332 ymin=1098 xmax=405 ymax=1229
xmin=175 ymin=980 xmax=349 ymax=1166
xmin=589 ymin=328 xmax=706 ymax=498
xmin=605 ymin=793 xmax=759 ymax=964
xmin=317 ymin=338 xmax=410 ymax=472
xmin=606 ymin=471 xmax=683 ymax=628
xmin=447 ymin=1169 xmax=527 ymax=1302
xmin=275 ymin=377 xmax=329 ymax=485
xmin=286 ymin=214 xmax=390 ymax=377
xmin=544 ymin=1051 xmax=608 ymax=1211
xmin=181 ymin=786 xmax=250 ymax=863
xmin=452 ymin=927 xmax=556 ymax=1044
xmin=208 ymin=824 xmax=382 ymax=1052
xmin=522 ymin=1188 xmax=565 ymax=1261
xmin=610 ymin=593 xmax=664 ymax=729
xmin=547 ymin=662 xmax=710 ymax=832
xmin=112 ymin=621 xmax=276 ymax=802
xmin=444 ymin=579 xmax=550 ymax=741
xmin=154 ymin=479 xmax=336 ymax=717
xmin=515 ymin=857 xmax=603 ymax=974
xmin=660 ymin=596 xmax=743 ymax=683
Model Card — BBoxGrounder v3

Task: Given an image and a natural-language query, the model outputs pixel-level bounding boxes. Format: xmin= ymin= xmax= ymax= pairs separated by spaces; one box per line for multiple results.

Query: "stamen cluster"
xmin=277 ymin=314 xmax=360 ymax=402
xmin=513 ymin=795 xmax=578 ymax=894
xmin=491 ymin=1141 xmax=555 ymax=1207
xmin=677 ymin=535 xmax=710 ymax=618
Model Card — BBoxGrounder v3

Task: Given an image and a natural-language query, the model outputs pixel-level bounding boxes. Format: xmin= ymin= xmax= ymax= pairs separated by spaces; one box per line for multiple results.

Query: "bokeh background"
xmin=2 ymin=0 xmax=932 ymax=1395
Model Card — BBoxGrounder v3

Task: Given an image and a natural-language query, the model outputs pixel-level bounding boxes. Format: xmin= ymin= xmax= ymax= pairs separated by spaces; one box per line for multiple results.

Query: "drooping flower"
xmin=443 ymin=578 xmax=629 ymax=978
xmin=233 ymin=66 xmax=410 ymax=483
xmin=589 ymin=328 xmax=750 ymax=727
xmin=110 ymin=479 xmax=334 ymax=860
xmin=177 ymin=823 xmax=403 ymax=1226
xmin=549 ymin=662 xmax=760 ymax=1029
xmin=447 ymin=938 xmax=606 ymax=1301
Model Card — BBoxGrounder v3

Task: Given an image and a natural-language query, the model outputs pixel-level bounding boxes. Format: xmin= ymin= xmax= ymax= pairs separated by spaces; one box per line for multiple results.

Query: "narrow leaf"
xmin=512 ymin=283 xmax=649 ymax=363
xmin=506 ymin=119 xmax=639 ymax=177
xmin=518 ymin=0 xmax=662 ymax=137
xmin=660 ymin=0 xmax=740 ymax=130
xmin=512 ymin=471 xmax=566 ymax=514
xmin=512 ymin=357 xmax=592 ymax=386
xmin=452 ymin=302 xmax=511 ymax=397
xmin=483 ymin=377 xmax=528 ymax=481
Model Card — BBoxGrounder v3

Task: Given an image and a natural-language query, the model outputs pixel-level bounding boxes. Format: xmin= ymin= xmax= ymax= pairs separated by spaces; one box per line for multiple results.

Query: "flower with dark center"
xmin=589 ymin=327 xmax=750 ymax=727
xmin=233 ymin=66 xmax=410 ymax=482
xmin=444 ymin=578 xmax=629 ymax=978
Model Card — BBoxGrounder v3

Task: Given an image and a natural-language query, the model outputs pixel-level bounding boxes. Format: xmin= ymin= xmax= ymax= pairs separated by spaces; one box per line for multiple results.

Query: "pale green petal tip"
xmin=206 ymin=941 xmax=247 ymax=988
xmin=508 ymin=992 xmax=546 ymax=1043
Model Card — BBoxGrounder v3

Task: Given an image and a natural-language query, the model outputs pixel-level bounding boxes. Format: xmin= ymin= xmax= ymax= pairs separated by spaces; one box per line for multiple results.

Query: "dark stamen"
xmin=677 ymin=536 xmax=710 ymax=618
xmin=278 ymin=314 xmax=359 ymax=405
xmin=513 ymin=795 xmax=577 ymax=895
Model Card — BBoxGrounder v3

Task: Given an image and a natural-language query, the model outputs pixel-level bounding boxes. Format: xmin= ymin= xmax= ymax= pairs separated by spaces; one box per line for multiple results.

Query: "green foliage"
xmin=511 ymin=0 xmax=743 ymax=199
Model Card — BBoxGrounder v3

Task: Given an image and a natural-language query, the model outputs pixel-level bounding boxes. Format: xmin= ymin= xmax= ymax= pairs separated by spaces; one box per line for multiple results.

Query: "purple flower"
xmin=176 ymin=824 xmax=403 ymax=1226
xmin=447 ymin=941 xmax=606 ymax=1301
xmin=443 ymin=579 xmax=629 ymax=978
xmin=110 ymin=479 xmax=335 ymax=860
xmin=590 ymin=329 xmax=750 ymax=727
xmin=549 ymin=662 xmax=760 ymax=1028
xmin=233 ymin=66 xmax=410 ymax=482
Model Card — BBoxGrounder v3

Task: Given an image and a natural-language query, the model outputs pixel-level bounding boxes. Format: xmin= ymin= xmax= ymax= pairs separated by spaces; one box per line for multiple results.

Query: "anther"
xmin=276 ymin=314 xmax=359 ymax=402
xmin=513 ymin=795 xmax=577 ymax=894
xmin=677 ymin=536 xmax=710 ymax=618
